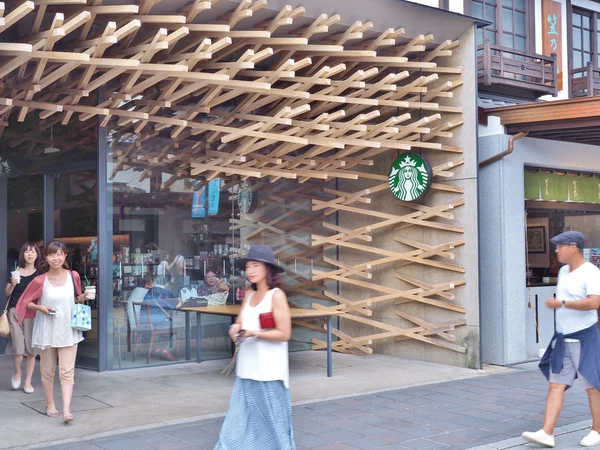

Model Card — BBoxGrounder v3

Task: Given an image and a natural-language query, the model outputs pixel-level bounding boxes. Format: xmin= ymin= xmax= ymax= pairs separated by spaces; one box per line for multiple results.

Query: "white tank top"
xmin=236 ymin=288 xmax=289 ymax=388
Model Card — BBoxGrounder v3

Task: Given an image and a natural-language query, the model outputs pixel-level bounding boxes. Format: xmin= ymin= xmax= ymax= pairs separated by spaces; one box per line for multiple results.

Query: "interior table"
xmin=181 ymin=304 xmax=337 ymax=377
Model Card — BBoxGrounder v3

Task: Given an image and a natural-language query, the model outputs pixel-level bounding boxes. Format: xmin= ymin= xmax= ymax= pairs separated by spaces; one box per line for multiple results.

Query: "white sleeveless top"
xmin=236 ymin=288 xmax=289 ymax=388
xmin=32 ymin=272 xmax=84 ymax=350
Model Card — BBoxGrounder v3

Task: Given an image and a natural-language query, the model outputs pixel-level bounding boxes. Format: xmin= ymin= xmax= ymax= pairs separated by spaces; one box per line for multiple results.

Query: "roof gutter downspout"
xmin=479 ymin=132 xmax=528 ymax=168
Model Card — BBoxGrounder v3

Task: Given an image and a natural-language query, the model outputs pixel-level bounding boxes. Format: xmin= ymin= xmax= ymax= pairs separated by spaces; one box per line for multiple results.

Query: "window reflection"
xmin=107 ymin=131 xmax=332 ymax=369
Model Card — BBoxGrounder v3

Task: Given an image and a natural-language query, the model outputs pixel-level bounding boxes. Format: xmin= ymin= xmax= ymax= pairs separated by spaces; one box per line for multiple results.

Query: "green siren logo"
xmin=237 ymin=180 xmax=254 ymax=214
xmin=388 ymin=153 xmax=432 ymax=202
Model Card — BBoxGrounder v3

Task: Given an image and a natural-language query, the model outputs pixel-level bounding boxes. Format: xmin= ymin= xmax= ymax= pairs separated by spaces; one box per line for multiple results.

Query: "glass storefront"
xmin=105 ymin=129 xmax=334 ymax=369
xmin=0 ymin=121 xmax=335 ymax=371
xmin=1 ymin=122 xmax=99 ymax=367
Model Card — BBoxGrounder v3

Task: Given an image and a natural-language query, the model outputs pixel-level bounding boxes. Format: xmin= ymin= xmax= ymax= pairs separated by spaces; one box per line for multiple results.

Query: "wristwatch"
xmin=562 ymin=299 xmax=566 ymax=308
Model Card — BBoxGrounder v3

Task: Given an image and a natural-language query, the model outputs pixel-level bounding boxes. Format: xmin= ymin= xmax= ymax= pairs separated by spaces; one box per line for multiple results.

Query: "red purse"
xmin=259 ymin=312 xmax=276 ymax=329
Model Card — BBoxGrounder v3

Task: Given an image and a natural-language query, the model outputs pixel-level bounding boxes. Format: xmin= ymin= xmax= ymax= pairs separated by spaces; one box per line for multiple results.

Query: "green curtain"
xmin=524 ymin=170 xmax=539 ymax=200
xmin=584 ymin=176 xmax=600 ymax=204
xmin=527 ymin=170 xmax=600 ymax=203
xmin=540 ymin=172 xmax=556 ymax=201
xmin=554 ymin=173 xmax=569 ymax=202
xmin=567 ymin=174 xmax=586 ymax=202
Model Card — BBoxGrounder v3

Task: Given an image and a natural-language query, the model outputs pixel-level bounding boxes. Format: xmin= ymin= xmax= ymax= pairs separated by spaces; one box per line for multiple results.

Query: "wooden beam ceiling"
xmin=0 ymin=0 xmax=464 ymax=185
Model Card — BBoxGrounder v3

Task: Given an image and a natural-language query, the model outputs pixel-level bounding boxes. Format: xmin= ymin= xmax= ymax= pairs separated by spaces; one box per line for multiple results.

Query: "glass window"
xmin=515 ymin=12 xmax=526 ymax=35
xmin=54 ymin=171 xmax=99 ymax=369
xmin=574 ymin=51 xmax=583 ymax=69
xmin=105 ymin=129 xmax=333 ymax=369
xmin=584 ymin=30 xmax=591 ymax=51
xmin=475 ymin=0 xmax=530 ymax=50
xmin=503 ymin=9 xmax=514 ymax=33
xmin=485 ymin=4 xmax=497 ymax=22
xmin=583 ymin=15 xmax=591 ymax=29
xmin=572 ymin=9 xmax=598 ymax=72
xmin=472 ymin=2 xmax=483 ymax=18
xmin=107 ymin=133 xmax=235 ymax=368
xmin=574 ymin=29 xmax=583 ymax=50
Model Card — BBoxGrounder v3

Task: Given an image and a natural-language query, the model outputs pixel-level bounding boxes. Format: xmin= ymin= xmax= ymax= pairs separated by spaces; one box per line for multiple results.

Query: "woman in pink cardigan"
xmin=15 ymin=240 xmax=87 ymax=424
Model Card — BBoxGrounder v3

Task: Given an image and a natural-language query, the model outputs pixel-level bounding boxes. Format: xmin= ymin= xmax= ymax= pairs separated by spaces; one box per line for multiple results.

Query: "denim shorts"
xmin=549 ymin=341 xmax=594 ymax=389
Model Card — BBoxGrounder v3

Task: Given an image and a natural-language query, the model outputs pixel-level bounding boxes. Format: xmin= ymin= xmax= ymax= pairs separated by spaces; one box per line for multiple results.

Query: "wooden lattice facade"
xmin=0 ymin=0 xmax=478 ymax=365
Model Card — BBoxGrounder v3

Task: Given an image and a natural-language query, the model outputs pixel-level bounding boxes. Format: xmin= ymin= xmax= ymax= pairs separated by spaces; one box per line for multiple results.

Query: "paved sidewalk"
xmin=470 ymin=419 xmax=593 ymax=449
xmin=1 ymin=352 xmax=486 ymax=449
xmin=36 ymin=366 xmax=594 ymax=450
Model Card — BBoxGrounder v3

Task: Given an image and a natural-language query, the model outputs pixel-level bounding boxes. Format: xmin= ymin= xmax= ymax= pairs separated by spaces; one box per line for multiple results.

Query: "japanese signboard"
xmin=542 ymin=0 xmax=562 ymax=91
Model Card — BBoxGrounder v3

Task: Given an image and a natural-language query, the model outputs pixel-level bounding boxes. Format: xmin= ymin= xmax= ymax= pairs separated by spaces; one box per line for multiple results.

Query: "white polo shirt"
xmin=555 ymin=262 xmax=600 ymax=338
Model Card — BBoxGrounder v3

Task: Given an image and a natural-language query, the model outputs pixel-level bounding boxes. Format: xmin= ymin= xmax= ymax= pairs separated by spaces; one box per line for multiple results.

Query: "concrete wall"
xmin=336 ymin=24 xmax=480 ymax=369
xmin=479 ymin=131 xmax=600 ymax=365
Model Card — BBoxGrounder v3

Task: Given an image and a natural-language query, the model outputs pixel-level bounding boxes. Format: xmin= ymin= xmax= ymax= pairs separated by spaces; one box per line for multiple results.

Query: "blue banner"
xmin=208 ymin=178 xmax=221 ymax=216
xmin=192 ymin=181 xmax=206 ymax=218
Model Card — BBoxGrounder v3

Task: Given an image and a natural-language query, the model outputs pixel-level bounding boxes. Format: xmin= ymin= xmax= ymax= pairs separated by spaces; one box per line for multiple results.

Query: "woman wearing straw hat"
xmin=214 ymin=245 xmax=295 ymax=450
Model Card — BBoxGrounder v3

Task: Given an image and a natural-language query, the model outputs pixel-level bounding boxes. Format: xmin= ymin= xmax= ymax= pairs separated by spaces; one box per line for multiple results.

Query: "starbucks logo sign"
xmin=237 ymin=181 xmax=254 ymax=214
xmin=388 ymin=153 xmax=432 ymax=202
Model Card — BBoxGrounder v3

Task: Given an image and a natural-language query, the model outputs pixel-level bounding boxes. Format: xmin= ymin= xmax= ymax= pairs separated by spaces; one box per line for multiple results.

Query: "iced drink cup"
xmin=84 ymin=286 xmax=96 ymax=300
xmin=11 ymin=270 xmax=20 ymax=284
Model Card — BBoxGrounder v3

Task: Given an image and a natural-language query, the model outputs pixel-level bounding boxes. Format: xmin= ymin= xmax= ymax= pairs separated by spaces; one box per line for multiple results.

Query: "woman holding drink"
xmin=4 ymin=242 xmax=41 ymax=393
xmin=15 ymin=240 xmax=88 ymax=424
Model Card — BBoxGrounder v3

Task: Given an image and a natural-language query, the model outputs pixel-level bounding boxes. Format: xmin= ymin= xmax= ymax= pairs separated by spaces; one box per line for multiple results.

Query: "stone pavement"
xmin=36 ymin=366 xmax=595 ymax=450
xmin=470 ymin=419 xmax=592 ymax=449
xmin=0 ymin=352 xmax=486 ymax=449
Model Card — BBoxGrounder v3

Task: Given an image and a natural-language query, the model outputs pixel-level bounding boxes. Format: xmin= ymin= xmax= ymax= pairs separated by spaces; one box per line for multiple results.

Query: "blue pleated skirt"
xmin=214 ymin=377 xmax=296 ymax=450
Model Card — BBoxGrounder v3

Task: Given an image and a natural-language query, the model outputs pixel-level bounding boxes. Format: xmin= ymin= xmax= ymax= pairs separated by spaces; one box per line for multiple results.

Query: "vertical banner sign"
xmin=208 ymin=178 xmax=221 ymax=216
xmin=191 ymin=181 xmax=206 ymax=218
xmin=542 ymin=0 xmax=562 ymax=91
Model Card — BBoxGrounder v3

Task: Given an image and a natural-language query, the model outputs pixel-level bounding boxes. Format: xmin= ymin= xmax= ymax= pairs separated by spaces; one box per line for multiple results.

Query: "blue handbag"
xmin=71 ymin=303 xmax=92 ymax=332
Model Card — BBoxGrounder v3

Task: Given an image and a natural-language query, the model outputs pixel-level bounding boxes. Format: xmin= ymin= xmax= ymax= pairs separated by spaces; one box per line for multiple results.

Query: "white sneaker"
xmin=23 ymin=385 xmax=34 ymax=394
xmin=580 ymin=430 xmax=600 ymax=447
xmin=522 ymin=429 xmax=555 ymax=448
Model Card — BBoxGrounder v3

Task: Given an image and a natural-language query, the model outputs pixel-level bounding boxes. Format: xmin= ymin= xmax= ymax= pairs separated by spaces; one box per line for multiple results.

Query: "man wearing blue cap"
xmin=522 ymin=231 xmax=600 ymax=448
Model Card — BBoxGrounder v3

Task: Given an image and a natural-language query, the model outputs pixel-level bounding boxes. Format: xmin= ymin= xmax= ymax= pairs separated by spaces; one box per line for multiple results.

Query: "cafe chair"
xmin=144 ymin=303 xmax=179 ymax=364
xmin=126 ymin=287 xmax=179 ymax=364
xmin=126 ymin=287 xmax=148 ymax=363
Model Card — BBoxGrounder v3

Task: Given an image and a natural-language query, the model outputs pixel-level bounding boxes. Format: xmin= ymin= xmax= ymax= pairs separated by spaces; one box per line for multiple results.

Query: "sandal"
xmin=46 ymin=406 xmax=60 ymax=418
xmin=63 ymin=413 xmax=73 ymax=424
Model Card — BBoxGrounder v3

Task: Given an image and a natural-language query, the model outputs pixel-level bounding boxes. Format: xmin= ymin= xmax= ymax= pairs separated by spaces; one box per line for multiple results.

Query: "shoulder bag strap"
xmin=71 ymin=270 xmax=83 ymax=304
xmin=2 ymin=295 xmax=10 ymax=314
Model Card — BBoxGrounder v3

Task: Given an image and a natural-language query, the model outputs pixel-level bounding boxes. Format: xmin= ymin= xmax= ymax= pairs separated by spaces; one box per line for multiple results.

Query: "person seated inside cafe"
xmin=137 ymin=272 xmax=182 ymax=361
xmin=197 ymin=267 xmax=229 ymax=297
xmin=138 ymin=272 xmax=181 ymax=326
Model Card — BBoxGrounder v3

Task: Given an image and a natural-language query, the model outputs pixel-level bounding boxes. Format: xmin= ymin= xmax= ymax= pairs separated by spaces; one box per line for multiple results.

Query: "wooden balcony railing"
xmin=477 ymin=40 xmax=557 ymax=99
xmin=570 ymin=63 xmax=600 ymax=97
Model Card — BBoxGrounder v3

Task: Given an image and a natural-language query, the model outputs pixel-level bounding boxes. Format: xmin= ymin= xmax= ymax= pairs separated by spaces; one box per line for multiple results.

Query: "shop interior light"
xmin=43 ymin=125 xmax=60 ymax=154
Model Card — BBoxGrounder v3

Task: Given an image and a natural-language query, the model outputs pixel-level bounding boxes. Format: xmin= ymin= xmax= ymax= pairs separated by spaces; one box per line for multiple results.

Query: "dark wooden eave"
xmin=483 ymin=97 xmax=600 ymax=145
